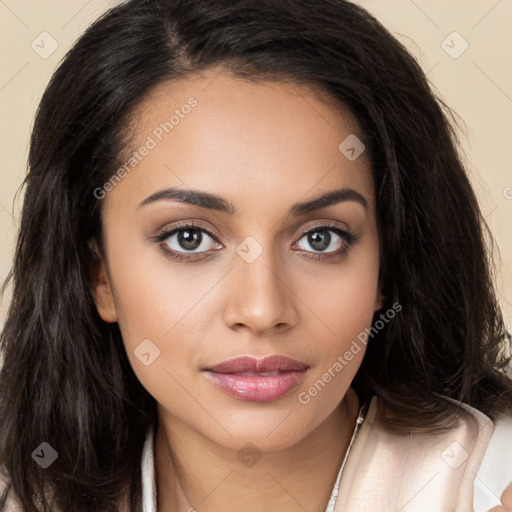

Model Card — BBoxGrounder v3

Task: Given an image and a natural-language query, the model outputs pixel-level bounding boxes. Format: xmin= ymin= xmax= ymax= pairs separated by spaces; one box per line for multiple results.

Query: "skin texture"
xmin=92 ymin=68 xmax=383 ymax=512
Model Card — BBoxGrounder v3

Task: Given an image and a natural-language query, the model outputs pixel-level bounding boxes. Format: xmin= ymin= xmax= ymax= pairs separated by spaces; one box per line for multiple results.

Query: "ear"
xmin=89 ymin=240 xmax=118 ymax=323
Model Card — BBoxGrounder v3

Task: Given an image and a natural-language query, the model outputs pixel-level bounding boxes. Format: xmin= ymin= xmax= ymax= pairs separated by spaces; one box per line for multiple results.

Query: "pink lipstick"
xmin=202 ymin=355 xmax=310 ymax=402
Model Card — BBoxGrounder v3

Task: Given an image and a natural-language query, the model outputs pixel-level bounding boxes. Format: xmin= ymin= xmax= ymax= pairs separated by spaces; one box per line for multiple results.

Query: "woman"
xmin=1 ymin=0 xmax=511 ymax=510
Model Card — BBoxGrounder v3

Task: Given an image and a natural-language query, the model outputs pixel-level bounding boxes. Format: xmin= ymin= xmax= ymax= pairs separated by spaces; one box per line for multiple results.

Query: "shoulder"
xmin=474 ymin=413 xmax=512 ymax=512
xmin=420 ymin=397 xmax=512 ymax=512
xmin=336 ymin=395 xmax=504 ymax=511
xmin=424 ymin=397 xmax=512 ymax=512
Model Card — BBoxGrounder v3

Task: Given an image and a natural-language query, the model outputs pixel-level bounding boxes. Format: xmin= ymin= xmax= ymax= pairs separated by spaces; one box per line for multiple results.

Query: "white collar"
xmin=141 ymin=423 xmax=157 ymax=512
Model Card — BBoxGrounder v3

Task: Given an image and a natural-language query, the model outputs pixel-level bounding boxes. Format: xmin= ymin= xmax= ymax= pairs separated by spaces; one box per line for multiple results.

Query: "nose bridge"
xmin=222 ymin=234 xmax=297 ymax=332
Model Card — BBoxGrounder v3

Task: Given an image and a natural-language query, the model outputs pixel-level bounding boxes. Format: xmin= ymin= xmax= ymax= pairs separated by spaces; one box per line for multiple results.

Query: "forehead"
xmin=106 ymin=69 xmax=375 ymax=214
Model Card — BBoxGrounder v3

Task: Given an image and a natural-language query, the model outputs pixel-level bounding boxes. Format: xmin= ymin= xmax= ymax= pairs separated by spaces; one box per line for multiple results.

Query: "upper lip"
xmin=204 ymin=355 xmax=310 ymax=374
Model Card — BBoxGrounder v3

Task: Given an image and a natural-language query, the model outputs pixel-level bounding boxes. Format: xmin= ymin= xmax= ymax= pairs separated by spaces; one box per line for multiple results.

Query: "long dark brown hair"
xmin=1 ymin=0 xmax=511 ymax=510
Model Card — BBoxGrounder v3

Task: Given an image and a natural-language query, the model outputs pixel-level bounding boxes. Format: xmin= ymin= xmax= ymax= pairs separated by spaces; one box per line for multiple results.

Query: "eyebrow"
xmin=138 ymin=186 xmax=368 ymax=216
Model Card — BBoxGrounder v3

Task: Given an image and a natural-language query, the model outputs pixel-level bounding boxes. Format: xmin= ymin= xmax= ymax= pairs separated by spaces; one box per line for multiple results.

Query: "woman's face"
xmin=92 ymin=69 xmax=382 ymax=452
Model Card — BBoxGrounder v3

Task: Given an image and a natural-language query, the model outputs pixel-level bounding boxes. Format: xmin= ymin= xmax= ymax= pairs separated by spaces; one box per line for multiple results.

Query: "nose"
xmin=222 ymin=242 xmax=299 ymax=335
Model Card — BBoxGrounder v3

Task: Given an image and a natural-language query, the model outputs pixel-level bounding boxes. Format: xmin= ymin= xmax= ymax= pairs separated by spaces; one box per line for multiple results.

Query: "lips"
xmin=204 ymin=355 xmax=310 ymax=374
xmin=202 ymin=355 xmax=310 ymax=402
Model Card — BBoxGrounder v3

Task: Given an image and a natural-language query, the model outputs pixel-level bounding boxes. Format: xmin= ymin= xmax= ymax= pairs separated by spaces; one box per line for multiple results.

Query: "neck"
xmin=155 ymin=388 xmax=360 ymax=512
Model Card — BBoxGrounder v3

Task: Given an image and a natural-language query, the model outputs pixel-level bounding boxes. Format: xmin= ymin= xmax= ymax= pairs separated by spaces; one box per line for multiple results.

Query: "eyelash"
xmin=154 ymin=221 xmax=358 ymax=262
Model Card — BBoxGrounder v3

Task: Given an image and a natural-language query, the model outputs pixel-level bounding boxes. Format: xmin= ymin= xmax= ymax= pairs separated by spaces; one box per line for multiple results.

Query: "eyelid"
xmin=293 ymin=220 xmax=352 ymax=241
xmin=154 ymin=219 xmax=221 ymax=243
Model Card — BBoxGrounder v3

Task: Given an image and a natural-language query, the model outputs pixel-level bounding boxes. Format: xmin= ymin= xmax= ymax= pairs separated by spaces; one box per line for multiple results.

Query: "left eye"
xmin=294 ymin=227 xmax=351 ymax=254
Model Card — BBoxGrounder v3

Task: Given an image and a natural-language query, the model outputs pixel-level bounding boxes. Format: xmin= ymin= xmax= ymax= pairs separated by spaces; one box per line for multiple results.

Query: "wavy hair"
xmin=1 ymin=0 xmax=512 ymax=510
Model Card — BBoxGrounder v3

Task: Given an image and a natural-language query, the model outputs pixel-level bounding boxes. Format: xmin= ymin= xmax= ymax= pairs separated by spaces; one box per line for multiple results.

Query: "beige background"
xmin=0 ymin=0 xmax=511 ymax=331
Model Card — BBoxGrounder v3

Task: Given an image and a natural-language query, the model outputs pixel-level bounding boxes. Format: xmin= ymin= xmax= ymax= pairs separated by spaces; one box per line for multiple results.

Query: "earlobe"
xmin=90 ymin=242 xmax=118 ymax=323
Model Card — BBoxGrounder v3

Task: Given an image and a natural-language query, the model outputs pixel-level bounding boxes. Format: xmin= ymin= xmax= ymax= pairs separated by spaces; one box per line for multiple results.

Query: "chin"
xmin=203 ymin=410 xmax=318 ymax=453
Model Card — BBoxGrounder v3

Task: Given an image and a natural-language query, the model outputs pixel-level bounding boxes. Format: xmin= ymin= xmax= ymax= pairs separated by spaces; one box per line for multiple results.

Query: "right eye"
xmin=155 ymin=221 xmax=223 ymax=262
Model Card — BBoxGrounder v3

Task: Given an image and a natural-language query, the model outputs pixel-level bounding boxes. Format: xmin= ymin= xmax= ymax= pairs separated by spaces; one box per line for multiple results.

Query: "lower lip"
xmin=203 ymin=369 xmax=309 ymax=402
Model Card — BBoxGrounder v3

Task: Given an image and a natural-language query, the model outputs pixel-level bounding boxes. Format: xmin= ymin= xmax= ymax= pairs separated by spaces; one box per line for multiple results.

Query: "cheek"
xmin=104 ymin=239 xmax=229 ymax=405
xmin=295 ymin=271 xmax=377 ymax=414
xmin=108 ymin=259 xmax=204 ymax=410
xmin=295 ymin=248 xmax=380 ymax=391
xmin=301 ymin=250 xmax=380 ymax=342
xmin=105 ymin=221 xmax=214 ymax=337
